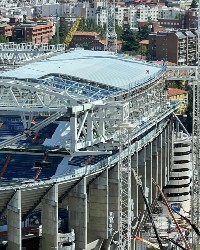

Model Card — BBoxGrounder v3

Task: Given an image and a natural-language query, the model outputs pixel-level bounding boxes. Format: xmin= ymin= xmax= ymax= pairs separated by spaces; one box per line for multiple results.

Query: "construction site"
xmin=0 ymin=1 xmax=199 ymax=250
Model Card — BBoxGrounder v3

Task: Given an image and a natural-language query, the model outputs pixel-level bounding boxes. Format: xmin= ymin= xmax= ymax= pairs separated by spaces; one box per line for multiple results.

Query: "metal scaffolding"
xmin=192 ymin=1 xmax=200 ymax=248
xmin=118 ymin=125 xmax=133 ymax=249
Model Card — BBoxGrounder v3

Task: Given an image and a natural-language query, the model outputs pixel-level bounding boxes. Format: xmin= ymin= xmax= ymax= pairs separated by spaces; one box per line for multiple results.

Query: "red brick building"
xmin=12 ymin=21 xmax=53 ymax=44
xmin=148 ymin=30 xmax=197 ymax=65
xmin=70 ymin=31 xmax=99 ymax=48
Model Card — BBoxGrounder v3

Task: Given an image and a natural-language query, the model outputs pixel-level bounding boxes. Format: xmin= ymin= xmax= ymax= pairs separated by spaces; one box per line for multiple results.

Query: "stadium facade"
xmin=0 ymin=49 xmax=189 ymax=250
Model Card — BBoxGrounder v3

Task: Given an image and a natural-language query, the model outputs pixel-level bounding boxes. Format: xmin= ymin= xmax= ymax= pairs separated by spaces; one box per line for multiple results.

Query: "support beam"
xmin=152 ymin=138 xmax=158 ymax=199
xmin=146 ymin=143 xmax=153 ymax=204
xmin=88 ymin=169 xmax=108 ymax=243
xmin=157 ymin=134 xmax=163 ymax=188
xmin=68 ymin=177 xmax=87 ymax=250
xmin=7 ymin=190 xmax=21 ymax=250
xmin=138 ymin=149 xmax=146 ymax=213
xmin=41 ymin=184 xmax=58 ymax=250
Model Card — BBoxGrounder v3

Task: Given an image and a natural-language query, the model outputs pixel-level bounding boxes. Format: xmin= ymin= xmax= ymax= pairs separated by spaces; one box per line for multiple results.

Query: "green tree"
xmin=138 ymin=24 xmax=151 ymax=40
xmin=121 ymin=27 xmax=139 ymax=54
xmin=0 ymin=35 xmax=7 ymax=43
xmin=115 ymin=24 xmax=123 ymax=40
xmin=190 ymin=0 xmax=198 ymax=8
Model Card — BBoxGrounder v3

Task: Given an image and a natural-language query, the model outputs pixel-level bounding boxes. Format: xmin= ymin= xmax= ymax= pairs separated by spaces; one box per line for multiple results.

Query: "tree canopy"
xmin=121 ymin=27 xmax=140 ymax=54
xmin=190 ymin=0 xmax=198 ymax=8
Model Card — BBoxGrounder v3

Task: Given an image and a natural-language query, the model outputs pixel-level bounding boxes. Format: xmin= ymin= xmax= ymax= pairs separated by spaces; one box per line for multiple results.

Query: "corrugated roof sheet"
xmin=0 ymin=49 xmax=164 ymax=89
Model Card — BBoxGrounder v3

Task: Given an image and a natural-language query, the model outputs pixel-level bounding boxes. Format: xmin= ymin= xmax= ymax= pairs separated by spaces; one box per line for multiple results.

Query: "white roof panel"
xmin=0 ymin=49 xmax=165 ymax=89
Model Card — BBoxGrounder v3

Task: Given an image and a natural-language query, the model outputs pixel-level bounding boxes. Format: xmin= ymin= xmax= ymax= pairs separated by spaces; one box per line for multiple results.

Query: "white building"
xmin=158 ymin=6 xmax=184 ymax=19
xmin=30 ymin=0 xmax=57 ymax=5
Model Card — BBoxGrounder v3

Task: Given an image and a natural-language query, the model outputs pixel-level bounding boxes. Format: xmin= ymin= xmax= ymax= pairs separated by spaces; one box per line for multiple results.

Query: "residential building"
xmin=185 ymin=8 xmax=198 ymax=29
xmin=167 ymin=88 xmax=188 ymax=114
xmin=149 ymin=30 xmax=197 ymax=65
xmin=70 ymin=31 xmax=99 ymax=48
xmin=12 ymin=21 xmax=53 ymax=44
xmin=89 ymin=39 xmax=122 ymax=51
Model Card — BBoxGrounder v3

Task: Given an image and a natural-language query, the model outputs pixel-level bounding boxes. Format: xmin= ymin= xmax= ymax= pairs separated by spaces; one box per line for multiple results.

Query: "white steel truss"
xmin=118 ymin=124 xmax=134 ymax=249
xmin=0 ymin=42 xmax=64 ymax=65
xmin=165 ymin=66 xmax=197 ymax=81
xmin=0 ymin=78 xmax=79 ymax=112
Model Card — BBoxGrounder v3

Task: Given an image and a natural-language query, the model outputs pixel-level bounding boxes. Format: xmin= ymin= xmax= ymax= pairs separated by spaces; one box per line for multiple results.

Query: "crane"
xmin=192 ymin=1 xmax=200 ymax=248
xmin=106 ymin=0 xmax=117 ymax=52
xmin=63 ymin=17 xmax=82 ymax=51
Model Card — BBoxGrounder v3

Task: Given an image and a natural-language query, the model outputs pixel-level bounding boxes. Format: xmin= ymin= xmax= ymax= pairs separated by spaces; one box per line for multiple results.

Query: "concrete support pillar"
xmin=7 ymin=190 xmax=21 ymax=250
xmin=146 ymin=143 xmax=153 ymax=204
xmin=165 ymin=125 xmax=170 ymax=182
xmin=162 ymin=129 xmax=168 ymax=187
xmin=108 ymin=165 xmax=120 ymax=233
xmin=68 ymin=177 xmax=87 ymax=250
xmin=138 ymin=149 xmax=146 ymax=213
xmin=152 ymin=138 xmax=158 ymax=199
xmin=41 ymin=184 xmax=58 ymax=250
xmin=88 ymin=170 xmax=108 ymax=243
xmin=157 ymin=134 xmax=163 ymax=188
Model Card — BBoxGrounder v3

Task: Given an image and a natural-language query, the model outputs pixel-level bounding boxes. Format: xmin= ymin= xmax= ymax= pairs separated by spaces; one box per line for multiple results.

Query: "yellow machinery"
xmin=64 ymin=16 xmax=82 ymax=50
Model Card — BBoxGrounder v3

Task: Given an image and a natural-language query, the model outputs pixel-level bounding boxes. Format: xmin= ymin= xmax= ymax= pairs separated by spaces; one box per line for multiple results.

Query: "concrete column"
xmin=162 ymin=129 xmax=168 ymax=187
xmin=68 ymin=177 xmax=87 ymax=250
xmin=138 ymin=149 xmax=146 ymax=213
xmin=88 ymin=170 xmax=108 ymax=243
xmin=152 ymin=138 xmax=158 ymax=199
xmin=146 ymin=143 xmax=153 ymax=204
xmin=157 ymin=134 xmax=163 ymax=188
xmin=7 ymin=190 xmax=21 ymax=250
xmin=41 ymin=184 xmax=58 ymax=250
xmin=165 ymin=125 xmax=170 ymax=182
xmin=108 ymin=165 xmax=120 ymax=233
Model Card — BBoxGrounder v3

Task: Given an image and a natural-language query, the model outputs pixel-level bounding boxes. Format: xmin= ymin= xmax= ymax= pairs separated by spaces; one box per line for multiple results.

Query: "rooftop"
xmin=74 ymin=31 xmax=99 ymax=36
xmin=0 ymin=49 xmax=165 ymax=90
xmin=168 ymin=88 xmax=187 ymax=96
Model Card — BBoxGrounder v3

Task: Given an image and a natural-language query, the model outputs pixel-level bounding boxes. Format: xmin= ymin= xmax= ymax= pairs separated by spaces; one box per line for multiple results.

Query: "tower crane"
xmin=106 ymin=0 xmax=117 ymax=52
xmin=192 ymin=1 xmax=200 ymax=249
xmin=63 ymin=17 xmax=82 ymax=51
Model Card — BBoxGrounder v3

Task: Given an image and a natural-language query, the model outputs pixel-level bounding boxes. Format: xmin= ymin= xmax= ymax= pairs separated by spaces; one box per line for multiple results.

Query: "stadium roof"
xmin=0 ymin=49 xmax=165 ymax=89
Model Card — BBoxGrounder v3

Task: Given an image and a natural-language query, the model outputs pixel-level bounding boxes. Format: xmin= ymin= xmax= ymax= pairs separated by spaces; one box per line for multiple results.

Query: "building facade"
xmin=149 ymin=30 xmax=197 ymax=65
xmin=12 ymin=21 xmax=53 ymax=44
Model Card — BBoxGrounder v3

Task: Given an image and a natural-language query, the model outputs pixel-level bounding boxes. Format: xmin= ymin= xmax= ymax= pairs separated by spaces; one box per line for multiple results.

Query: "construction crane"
xmin=192 ymin=0 xmax=200 ymax=248
xmin=106 ymin=0 xmax=117 ymax=52
xmin=63 ymin=17 xmax=82 ymax=51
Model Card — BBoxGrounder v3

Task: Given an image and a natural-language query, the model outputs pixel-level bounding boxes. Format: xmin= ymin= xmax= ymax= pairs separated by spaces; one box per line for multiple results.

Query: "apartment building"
xmin=70 ymin=31 xmax=99 ymax=47
xmin=149 ymin=30 xmax=197 ymax=65
xmin=167 ymin=88 xmax=188 ymax=114
xmin=12 ymin=21 xmax=53 ymax=44
xmin=185 ymin=8 xmax=198 ymax=29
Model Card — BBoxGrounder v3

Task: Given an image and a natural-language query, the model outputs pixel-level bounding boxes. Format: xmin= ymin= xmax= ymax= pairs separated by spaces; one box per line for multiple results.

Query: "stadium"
xmin=0 ymin=48 xmax=189 ymax=250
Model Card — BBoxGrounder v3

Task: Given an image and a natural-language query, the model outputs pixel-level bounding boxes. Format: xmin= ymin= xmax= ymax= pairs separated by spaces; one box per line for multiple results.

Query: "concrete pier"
xmin=68 ymin=177 xmax=87 ymax=250
xmin=41 ymin=184 xmax=58 ymax=250
xmin=7 ymin=190 xmax=22 ymax=250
